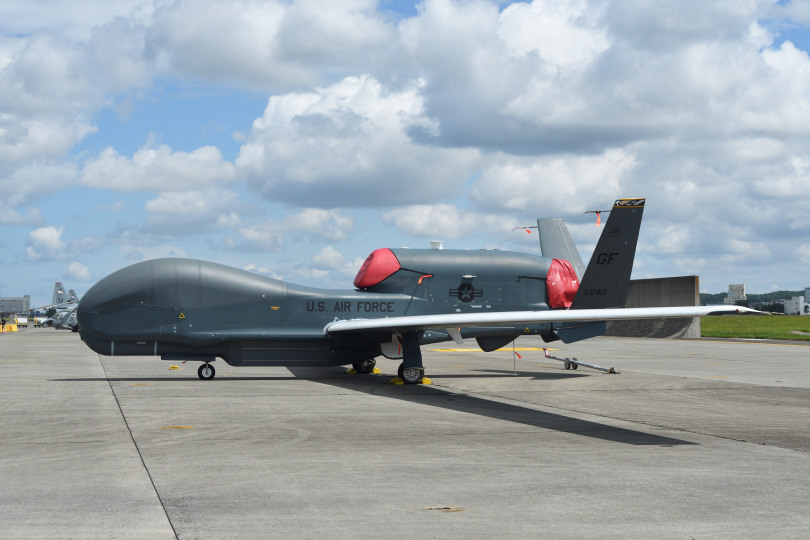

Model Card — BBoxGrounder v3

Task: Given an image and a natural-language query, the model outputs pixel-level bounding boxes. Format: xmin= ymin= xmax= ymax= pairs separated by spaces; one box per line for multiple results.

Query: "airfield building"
xmin=785 ymin=296 xmax=807 ymax=316
xmin=724 ymin=284 xmax=746 ymax=304
xmin=0 ymin=295 xmax=30 ymax=315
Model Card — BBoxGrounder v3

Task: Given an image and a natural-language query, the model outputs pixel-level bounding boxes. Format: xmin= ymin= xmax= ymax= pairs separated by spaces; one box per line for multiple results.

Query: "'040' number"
xmin=582 ymin=288 xmax=607 ymax=296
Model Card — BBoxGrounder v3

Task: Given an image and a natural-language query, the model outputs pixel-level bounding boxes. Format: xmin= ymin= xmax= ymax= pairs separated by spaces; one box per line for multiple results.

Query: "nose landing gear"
xmin=198 ymin=363 xmax=216 ymax=380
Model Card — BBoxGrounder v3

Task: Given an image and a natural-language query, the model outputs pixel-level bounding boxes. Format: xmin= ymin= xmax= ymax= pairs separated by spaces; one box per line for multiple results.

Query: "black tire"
xmin=353 ymin=359 xmax=377 ymax=374
xmin=198 ymin=363 xmax=215 ymax=380
xmin=564 ymin=359 xmax=570 ymax=370
xmin=401 ymin=366 xmax=422 ymax=384
xmin=572 ymin=362 xmax=578 ymax=370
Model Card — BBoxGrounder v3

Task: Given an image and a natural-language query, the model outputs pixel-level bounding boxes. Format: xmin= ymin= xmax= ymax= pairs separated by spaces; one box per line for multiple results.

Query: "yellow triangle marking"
xmin=524 ymin=327 xmax=530 ymax=333
xmin=179 ymin=313 xmax=185 ymax=319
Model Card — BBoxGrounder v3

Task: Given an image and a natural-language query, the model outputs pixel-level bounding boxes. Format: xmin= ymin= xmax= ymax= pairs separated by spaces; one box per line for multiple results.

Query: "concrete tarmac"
xmin=1 ymin=328 xmax=809 ymax=539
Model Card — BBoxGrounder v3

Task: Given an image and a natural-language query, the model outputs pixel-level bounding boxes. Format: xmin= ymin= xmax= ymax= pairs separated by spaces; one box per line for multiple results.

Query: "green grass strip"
xmin=702 ymin=315 xmax=810 ymax=340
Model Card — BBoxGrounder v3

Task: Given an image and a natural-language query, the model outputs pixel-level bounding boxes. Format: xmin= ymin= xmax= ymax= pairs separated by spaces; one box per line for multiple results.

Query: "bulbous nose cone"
xmin=79 ymin=260 xmax=154 ymax=318
xmin=78 ymin=258 xmax=287 ymax=339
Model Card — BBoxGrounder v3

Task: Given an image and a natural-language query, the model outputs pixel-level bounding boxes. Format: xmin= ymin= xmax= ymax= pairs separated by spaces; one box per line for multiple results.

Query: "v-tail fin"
xmin=570 ymin=198 xmax=645 ymax=310
xmin=536 ymin=217 xmax=587 ymax=281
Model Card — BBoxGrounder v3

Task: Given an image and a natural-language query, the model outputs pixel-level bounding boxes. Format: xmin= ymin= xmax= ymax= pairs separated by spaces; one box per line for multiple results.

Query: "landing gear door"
xmin=380 ymin=332 xmax=403 ymax=359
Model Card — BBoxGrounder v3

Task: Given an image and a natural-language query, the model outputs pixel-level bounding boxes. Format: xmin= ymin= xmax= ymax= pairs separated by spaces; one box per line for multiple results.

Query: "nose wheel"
xmin=397 ymin=363 xmax=423 ymax=384
xmin=198 ymin=363 xmax=215 ymax=380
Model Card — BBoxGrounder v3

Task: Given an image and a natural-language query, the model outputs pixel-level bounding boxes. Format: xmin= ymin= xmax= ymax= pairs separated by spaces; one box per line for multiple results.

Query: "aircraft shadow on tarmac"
xmin=288 ymin=369 xmax=695 ymax=447
xmin=433 ymin=369 xmax=589 ymax=380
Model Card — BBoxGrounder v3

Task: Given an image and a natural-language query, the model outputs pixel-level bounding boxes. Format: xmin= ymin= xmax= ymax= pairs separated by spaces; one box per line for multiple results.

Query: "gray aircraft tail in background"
xmin=34 ymin=282 xmax=80 ymax=330
xmin=52 ymin=283 xmax=70 ymax=305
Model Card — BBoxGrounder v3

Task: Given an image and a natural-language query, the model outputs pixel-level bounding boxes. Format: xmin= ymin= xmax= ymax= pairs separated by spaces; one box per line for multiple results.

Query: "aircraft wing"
xmin=33 ymin=301 xmax=77 ymax=311
xmin=325 ymin=305 xmax=760 ymax=334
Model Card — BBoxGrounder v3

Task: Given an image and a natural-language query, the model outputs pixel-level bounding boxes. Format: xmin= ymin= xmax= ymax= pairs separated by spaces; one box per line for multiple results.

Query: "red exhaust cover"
xmin=354 ymin=248 xmax=401 ymax=289
xmin=546 ymin=259 xmax=579 ymax=309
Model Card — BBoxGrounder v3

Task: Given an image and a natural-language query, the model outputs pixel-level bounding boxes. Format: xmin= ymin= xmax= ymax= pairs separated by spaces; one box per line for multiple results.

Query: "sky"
xmin=2 ymin=0 xmax=810 ymax=307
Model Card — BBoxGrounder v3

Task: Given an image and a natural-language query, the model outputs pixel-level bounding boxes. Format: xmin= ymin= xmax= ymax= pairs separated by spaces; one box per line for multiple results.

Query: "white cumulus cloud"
xmin=25 ymin=225 xmax=69 ymax=262
xmin=235 ymin=74 xmax=479 ymax=207
xmin=62 ymin=261 xmax=90 ymax=281
xmin=81 ymin=144 xmax=237 ymax=193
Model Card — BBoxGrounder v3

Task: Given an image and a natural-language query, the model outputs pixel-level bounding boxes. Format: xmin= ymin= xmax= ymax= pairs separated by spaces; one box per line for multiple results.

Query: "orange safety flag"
xmin=525 ymin=229 xmax=531 ymax=234
xmin=596 ymin=211 xmax=601 ymax=227
xmin=514 ymin=351 xmax=522 ymax=359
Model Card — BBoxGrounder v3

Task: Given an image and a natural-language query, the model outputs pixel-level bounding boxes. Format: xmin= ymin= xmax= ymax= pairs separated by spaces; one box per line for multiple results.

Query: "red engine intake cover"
xmin=546 ymin=259 xmax=579 ymax=309
xmin=353 ymin=248 xmax=401 ymax=289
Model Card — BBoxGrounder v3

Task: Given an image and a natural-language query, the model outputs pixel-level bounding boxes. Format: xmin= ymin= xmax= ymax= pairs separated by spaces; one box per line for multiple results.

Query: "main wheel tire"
xmin=198 ymin=363 xmax=215 ymax=380
xmin=353 ymin=359 xmax=377 ymax=374
xmin=401 ymin=367 xmax=422 ymax=384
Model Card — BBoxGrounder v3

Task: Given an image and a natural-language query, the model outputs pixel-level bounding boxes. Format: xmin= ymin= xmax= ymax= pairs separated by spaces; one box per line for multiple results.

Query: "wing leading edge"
xmin=324 ymin=305 xmax=760 ymax=334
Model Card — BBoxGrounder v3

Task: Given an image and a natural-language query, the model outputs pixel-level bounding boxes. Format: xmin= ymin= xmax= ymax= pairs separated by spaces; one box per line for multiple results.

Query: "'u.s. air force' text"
xmin=307 ymin=301 xmax=396 ymax=313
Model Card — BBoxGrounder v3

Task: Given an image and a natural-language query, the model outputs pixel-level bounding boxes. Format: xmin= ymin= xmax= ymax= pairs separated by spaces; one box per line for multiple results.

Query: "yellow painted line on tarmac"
xmin=429 ymin=347 xmax=555 ymax=352
xmin=162 ymin=426 xmax=193 ymax=429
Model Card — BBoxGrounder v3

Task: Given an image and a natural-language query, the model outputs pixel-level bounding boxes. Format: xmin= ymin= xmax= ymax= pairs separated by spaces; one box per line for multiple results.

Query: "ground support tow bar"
xmin=542 ymin=348 xmax=620 ymax=374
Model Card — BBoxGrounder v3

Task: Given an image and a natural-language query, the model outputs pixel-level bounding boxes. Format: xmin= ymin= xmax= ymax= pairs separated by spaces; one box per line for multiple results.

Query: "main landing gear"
xmin=398 ymin=363 xmax=424 ymax=384
xmin=352 ymin=359 xmax=377 ymax=374
xmin=198 ymin=363 xmax=216 ymax=380
xmin=397 ymin=331 xmax=425 ymax=384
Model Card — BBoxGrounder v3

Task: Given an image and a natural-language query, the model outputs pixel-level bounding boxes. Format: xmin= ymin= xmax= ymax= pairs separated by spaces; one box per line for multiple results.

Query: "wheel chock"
xmin=389 ymin=377 xmax=432 ymax=385
xmin=347 ymin=367 xmax=382 ymax=375
xmin=168 ymin=365 xmax=182 ymax=370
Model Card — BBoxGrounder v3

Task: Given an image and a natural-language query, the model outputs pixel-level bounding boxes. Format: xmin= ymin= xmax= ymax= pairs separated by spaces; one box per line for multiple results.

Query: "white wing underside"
xmin=325 ymin=305 xmax=759 ymax=334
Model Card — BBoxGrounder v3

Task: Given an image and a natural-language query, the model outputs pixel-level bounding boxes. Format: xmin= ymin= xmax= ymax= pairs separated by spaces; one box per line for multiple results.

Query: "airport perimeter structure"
xmin=606 ymin=276 xmax=701 ymax=339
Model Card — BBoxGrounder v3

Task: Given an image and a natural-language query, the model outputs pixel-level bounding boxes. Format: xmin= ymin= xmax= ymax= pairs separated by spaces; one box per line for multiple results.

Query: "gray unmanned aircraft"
xmin=77 ymin=198 xmax=756 ymax=382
